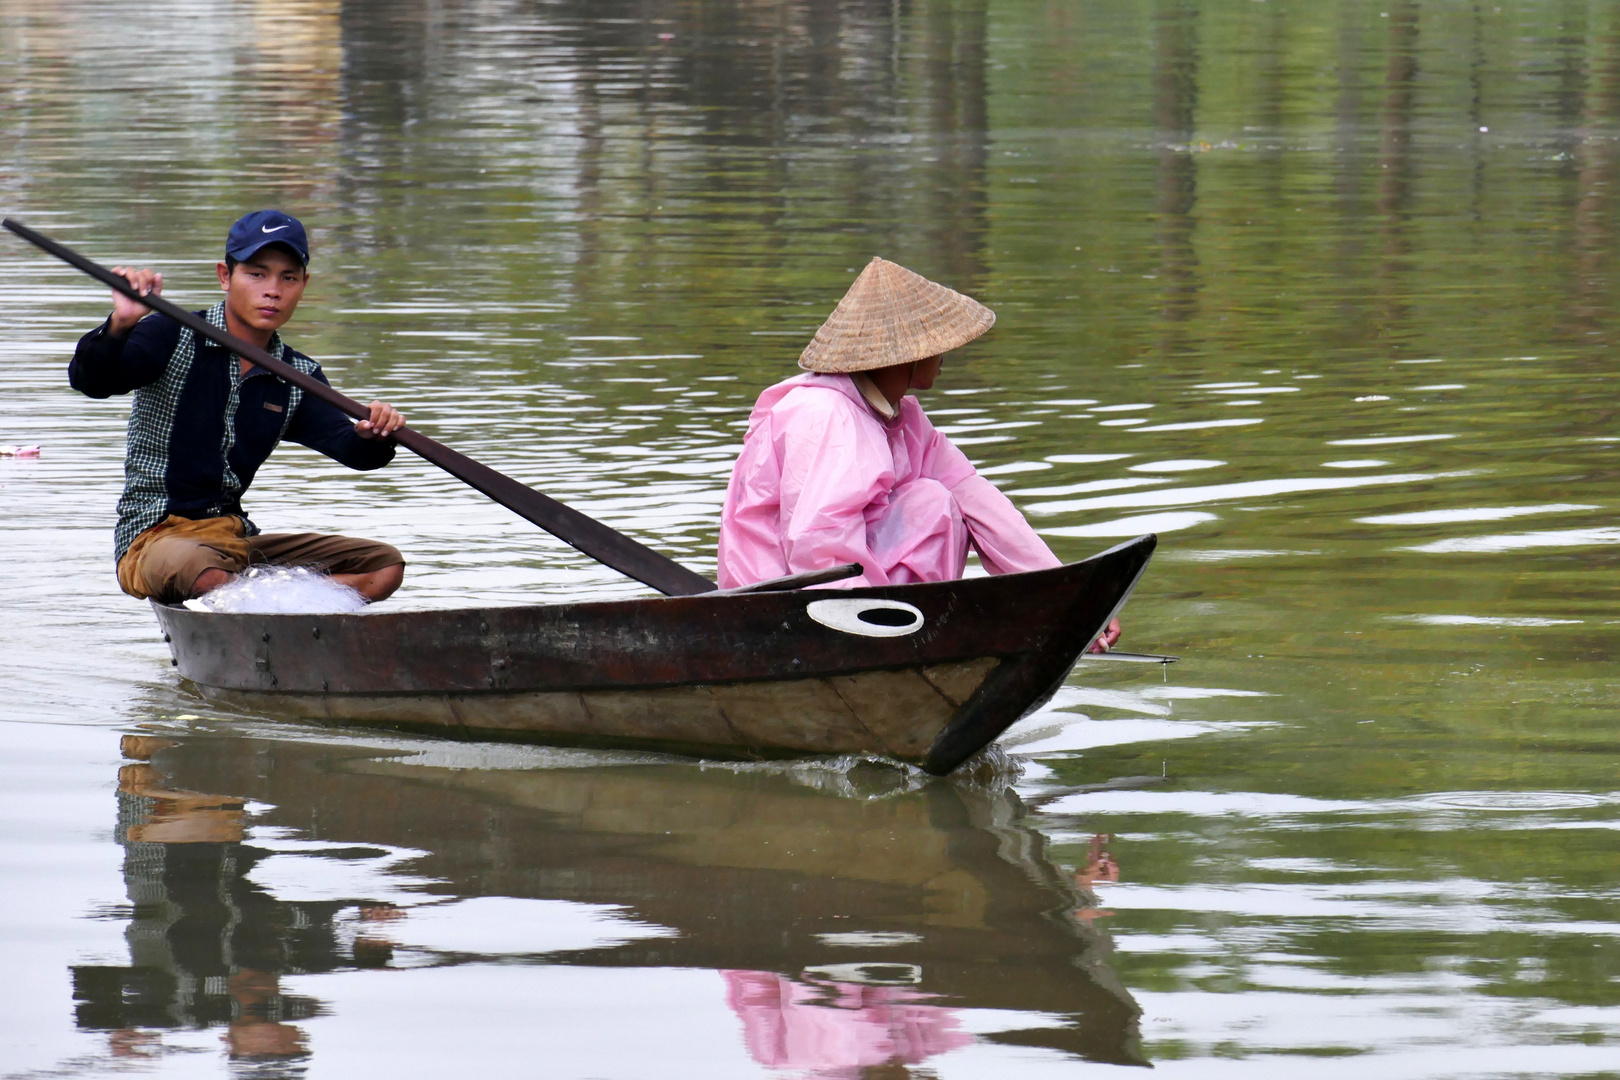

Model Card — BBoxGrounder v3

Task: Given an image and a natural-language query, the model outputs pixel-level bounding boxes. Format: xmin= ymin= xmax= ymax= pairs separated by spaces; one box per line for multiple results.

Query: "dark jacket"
xmin=71 ymin=305 xmax=394 ymax=561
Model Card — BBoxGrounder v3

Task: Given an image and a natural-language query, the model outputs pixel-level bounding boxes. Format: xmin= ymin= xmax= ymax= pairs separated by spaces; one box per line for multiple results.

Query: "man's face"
xmin=216 ymin=247 xmax=308 ymax=334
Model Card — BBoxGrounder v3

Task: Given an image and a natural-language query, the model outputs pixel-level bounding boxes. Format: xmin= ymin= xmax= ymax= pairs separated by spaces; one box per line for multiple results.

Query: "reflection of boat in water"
xmin=73 ymin=732 xmax=1147 ymax=1071
xmin=154 ymin=537 xmax=1155 ymax=774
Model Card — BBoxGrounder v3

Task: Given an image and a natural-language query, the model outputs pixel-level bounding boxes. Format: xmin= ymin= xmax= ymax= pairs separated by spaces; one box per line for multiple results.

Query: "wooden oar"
xmin=718 ymin=563 xmax=861 ymax=593
xmin=3 ymin=218 xmax=717 ymax=597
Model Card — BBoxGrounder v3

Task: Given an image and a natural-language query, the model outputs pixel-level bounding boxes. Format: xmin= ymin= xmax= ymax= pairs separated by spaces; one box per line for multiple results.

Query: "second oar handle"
xmin=3 ymin=217 xmax=717 ymax=597
xmin=716 ymin=563 xmax=863 ymax=594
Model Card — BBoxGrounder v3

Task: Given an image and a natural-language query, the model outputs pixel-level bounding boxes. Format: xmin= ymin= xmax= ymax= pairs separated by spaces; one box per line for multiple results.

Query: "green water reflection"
xmin=3 ymin=0 xmax=1620 ymax=1075
xmin=74 ymin=731 xmax=1140 ymax=1072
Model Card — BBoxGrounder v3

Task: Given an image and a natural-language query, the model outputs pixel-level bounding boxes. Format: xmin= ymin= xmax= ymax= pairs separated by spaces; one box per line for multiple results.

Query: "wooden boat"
xmin=154 ymin=534 xmax=1156 ymax=775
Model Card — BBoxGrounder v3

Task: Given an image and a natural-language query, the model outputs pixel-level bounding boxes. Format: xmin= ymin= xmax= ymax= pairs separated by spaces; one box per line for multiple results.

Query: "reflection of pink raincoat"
xmin=717 ymin=373 xmax=1060 ymax=589
xmin=723 ymin=970 xmax=973 ymax=1072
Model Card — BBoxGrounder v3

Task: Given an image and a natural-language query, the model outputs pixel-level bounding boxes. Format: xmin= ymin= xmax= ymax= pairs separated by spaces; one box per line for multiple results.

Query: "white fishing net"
xmin=184 ymin=565 xmax=367 ymax=614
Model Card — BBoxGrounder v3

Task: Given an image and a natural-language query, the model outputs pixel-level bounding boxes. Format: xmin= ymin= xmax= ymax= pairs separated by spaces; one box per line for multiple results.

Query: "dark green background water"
xmin=3 ymin=1 xmax=1618 ymax=1076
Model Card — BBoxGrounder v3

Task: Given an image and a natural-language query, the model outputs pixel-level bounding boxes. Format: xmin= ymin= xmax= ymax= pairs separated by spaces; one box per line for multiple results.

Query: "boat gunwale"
xmin=150 ymin=534 xmax=1156 ymax=626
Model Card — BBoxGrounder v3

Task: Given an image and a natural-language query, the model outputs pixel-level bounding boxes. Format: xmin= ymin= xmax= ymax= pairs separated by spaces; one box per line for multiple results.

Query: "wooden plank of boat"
xmin=153 ymin=534 xmax=1157 ymax=775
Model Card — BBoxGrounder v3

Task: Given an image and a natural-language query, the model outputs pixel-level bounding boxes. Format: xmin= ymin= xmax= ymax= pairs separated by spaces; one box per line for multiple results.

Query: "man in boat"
xmin=69 ymin=210 xmax=407 ymax=605
xmin=718 ymin=256 xmax=1121 ymax=649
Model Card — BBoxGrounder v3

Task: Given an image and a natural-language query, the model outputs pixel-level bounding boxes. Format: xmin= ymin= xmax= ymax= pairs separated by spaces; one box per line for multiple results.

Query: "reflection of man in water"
xmin=70 ymin=736 xmax=355 ymax=1072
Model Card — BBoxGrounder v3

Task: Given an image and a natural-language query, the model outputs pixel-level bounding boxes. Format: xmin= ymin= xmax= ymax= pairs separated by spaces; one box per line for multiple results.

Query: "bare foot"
xmin=332 ymin=563 xmax=404 ymax=603
xmin=189 ymin=568 xmax=235 ymax=597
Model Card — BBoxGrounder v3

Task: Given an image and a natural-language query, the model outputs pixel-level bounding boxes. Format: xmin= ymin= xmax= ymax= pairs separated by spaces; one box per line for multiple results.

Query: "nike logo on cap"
xmin=261 ymin=224 xmax=289 ymax=233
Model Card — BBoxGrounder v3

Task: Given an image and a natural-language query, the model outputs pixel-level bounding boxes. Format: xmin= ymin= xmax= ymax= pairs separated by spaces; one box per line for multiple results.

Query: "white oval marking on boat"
xmin=805 ymin=598 xmax=924 ymax=638
xmin=802 ymin=962 xmax=922 ymax=986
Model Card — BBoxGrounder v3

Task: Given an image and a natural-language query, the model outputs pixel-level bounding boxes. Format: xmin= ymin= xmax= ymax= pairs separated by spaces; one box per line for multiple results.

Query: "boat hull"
xmin=154 ymin=534 xmax=1156 ymax=774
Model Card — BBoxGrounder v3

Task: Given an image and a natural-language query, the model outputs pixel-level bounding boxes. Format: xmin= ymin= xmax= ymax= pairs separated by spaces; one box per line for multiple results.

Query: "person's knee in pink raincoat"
xmin=717 ymin=256 xmax=1122 ymax=651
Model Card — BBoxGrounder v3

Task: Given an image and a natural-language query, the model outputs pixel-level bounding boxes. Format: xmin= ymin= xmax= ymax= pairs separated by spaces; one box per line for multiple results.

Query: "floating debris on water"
xmin=0 ymin=446 xmax=41 ymax=457
xmin=184 ymin=565 xmax=367 ymax=614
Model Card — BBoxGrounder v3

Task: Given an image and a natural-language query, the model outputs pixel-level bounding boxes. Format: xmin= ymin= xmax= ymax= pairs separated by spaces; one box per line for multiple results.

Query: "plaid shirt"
xmin=71 ymin=301 xmax=395 ymax=563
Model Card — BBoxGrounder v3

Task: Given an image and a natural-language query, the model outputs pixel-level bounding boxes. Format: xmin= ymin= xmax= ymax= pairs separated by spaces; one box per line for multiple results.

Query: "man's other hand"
xmin=109 ymin=267 xmax=162 ymax=337
xmin=355 ymin=400 xmax=405 ymax=440
xmin=1086 ymin=617 xmax=1123 ymax=654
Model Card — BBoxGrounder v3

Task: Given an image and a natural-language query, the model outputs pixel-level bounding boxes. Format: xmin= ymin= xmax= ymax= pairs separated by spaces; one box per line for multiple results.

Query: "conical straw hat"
xmin=798 ymin=257 xmax=995 ymax=373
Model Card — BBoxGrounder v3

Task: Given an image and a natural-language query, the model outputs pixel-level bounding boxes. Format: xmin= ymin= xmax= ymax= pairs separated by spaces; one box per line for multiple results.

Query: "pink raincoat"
xmin=717 ymin=372 xmax=1060 ymax=589
xmin=722 ymin=970 xmax=973 ymax=1071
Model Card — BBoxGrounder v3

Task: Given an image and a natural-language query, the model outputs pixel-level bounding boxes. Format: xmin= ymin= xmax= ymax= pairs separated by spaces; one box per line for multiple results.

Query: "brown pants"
xmin=116 ymin=515 xmax=404 ymax=604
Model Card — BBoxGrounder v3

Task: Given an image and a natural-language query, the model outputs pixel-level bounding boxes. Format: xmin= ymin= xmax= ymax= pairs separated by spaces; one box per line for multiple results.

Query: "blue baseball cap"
xmin=225 ymin=209 xmax=309 ymax=266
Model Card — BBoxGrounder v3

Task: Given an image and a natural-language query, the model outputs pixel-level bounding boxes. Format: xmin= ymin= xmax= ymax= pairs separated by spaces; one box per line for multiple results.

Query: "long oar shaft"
xmin=3 ymin=218 xmax=717 ymax=597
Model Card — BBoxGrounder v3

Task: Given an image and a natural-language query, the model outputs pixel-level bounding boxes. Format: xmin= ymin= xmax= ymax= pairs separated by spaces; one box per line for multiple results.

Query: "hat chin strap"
xmin=863 ymin=362 xmax=916 ymax=412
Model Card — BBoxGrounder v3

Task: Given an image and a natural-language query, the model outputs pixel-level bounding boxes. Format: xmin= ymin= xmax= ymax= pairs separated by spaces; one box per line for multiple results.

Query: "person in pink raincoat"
xmin=718 ymin=256 xmax=1122 ymax=650
xmin=721 ymin=969 xmax=973 ymax=1072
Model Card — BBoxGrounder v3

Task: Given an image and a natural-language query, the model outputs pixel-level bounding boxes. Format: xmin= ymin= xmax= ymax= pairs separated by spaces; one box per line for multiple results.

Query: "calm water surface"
xmin=3 ymin=1 xmax=1619 ymax=1076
